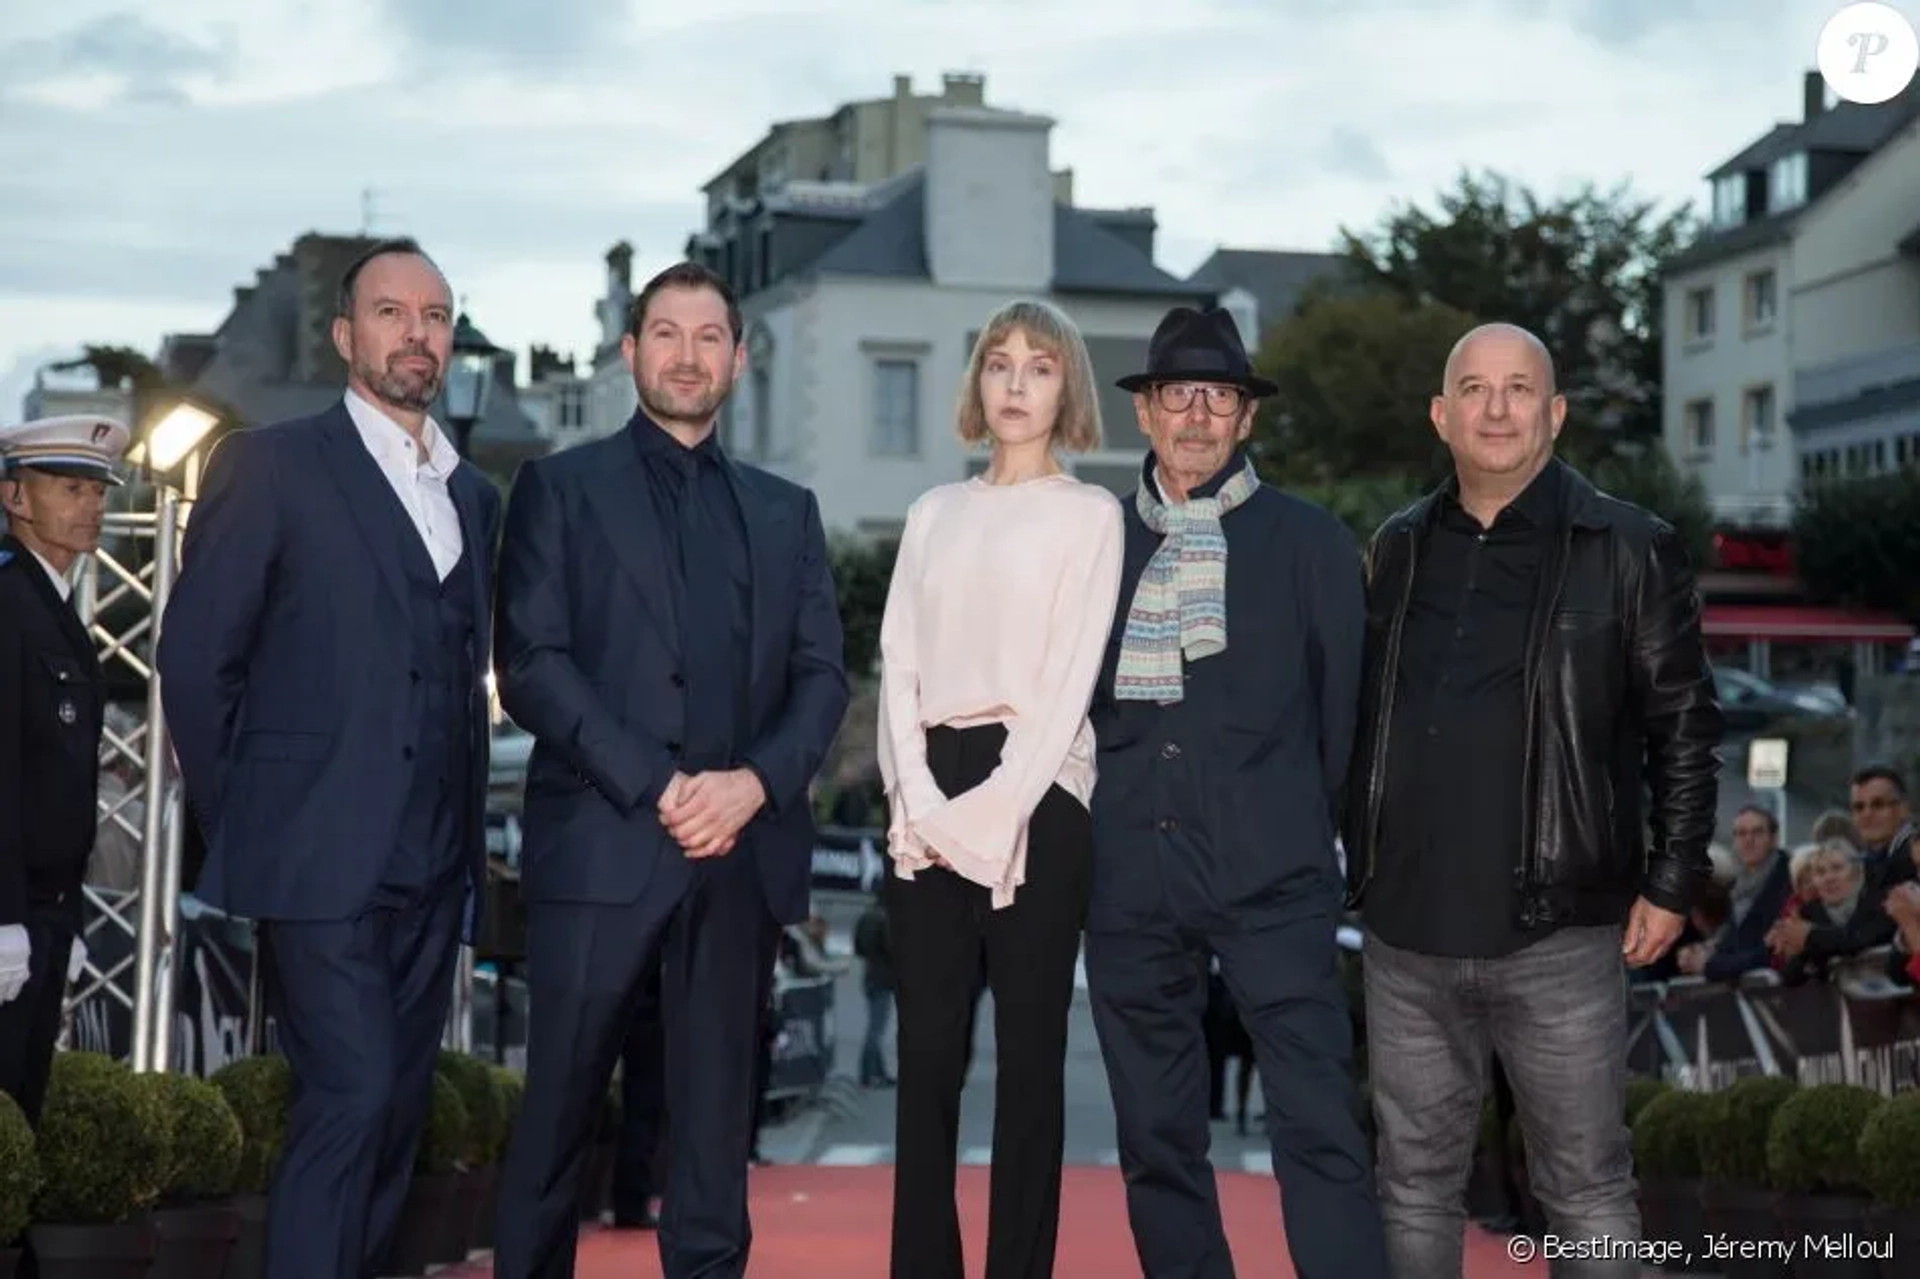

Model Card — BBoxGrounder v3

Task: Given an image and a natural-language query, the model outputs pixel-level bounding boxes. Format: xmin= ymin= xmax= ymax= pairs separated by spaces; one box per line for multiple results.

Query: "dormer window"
xmin=1769 ymin=152 xmax=1808 ymax=211
xmin=1712 ymin=174 xmax=1747 ymax=227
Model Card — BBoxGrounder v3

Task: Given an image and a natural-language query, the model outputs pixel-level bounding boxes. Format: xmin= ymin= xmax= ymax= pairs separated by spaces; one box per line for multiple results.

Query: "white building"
xmin=682 ymin=104 xmax=1212 ymax=536
xmin=21 ymin=361 xmax=135 ymax=426
xmin=1660 ymin=72 xmax=1920 ymax=529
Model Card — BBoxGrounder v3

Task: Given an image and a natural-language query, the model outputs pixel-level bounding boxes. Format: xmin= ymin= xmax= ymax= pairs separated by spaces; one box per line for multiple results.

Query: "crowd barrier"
xmin=1626 ymin=949 xmax=1920 ymax=1095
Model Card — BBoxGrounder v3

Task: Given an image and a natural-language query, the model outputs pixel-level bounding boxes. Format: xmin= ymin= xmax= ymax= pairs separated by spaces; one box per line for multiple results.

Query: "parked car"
xmin=1712 ymin=666 xmax=1846 ymax=733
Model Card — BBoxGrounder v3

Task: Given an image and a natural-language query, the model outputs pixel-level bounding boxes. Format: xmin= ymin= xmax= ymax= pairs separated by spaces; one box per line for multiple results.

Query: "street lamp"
xmin=446 ymin=314 xmax=502 ymax=459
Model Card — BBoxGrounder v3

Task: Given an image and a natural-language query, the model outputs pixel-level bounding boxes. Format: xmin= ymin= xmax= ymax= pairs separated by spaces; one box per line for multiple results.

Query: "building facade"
xmin=1660 ymin=72 xmax=1920 ymax=528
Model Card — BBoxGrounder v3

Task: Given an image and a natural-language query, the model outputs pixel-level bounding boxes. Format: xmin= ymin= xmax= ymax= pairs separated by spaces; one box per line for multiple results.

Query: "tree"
xmin=1587 ymin=444 xmax=1715 ymax=571
xmin=50 ymin=344 xmax=169 ymax=393
xmin=1250 ymin=287 xmax=1474 ymax=491
xmin=829 ymin=531 xmax=899 ymax=680
xmin=1339 ymin=169 xmax=1698 ymax=465
xmin=1793 ymin=470 xmax=1920 ymax=621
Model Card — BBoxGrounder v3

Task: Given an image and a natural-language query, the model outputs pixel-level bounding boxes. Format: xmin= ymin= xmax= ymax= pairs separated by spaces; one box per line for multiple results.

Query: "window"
xmin=1743 ymin=270 xmax=1777 ymax=330
xmin=1742 ymin=385 xmax=1775 ymax=448
xmin=1769 ymin=152 xmax=1808 ymax=211
xmin=1712 ymin=175 xmax=1747 ymax=227
xmin=871 ymin=359 xmax=919 ymax=456
xmin=557 ymin=385 xmax=585 ymax=430
xmin=1686 ymin=287 xmax=1715 ymax=341
xmin=1685 ymin=399 xmax=1715 ymax=452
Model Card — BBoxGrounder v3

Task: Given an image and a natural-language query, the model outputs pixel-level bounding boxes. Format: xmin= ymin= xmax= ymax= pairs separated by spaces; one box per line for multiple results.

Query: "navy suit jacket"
xmin=492 ymin=421 xmax=848 ymax=927
xmin=157 ymin=404 xmax=502 ymax=927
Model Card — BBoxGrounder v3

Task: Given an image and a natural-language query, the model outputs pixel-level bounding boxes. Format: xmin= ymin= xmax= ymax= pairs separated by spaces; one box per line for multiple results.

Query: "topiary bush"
xmin=1626 ymin=1077 xmax=1670 ymax=1126
xmin=1632 ymin=1088 xmax=1713 ymax=1180
xmin=136 ymin=1071 xmax=244 ymax=1204
xmin=414 ymin=1072 xmax=469 ymax=1175
xmin=0 ymin=1092 xmax=41 ymax=1246
xmin=32 ymin=1052 xmax=171 ymax=1224
xmin=1701 ymin=1075 xmax=1799 ymax=1188
xmin=209 ymin=1054 xmax=292 ymax=1197
xmin=1856 ymin=1091 xmax=1920 ymax=1210
xmin=1765 ymin=1082 xmax=1883 ymax=1196
xmin=435 ymin=1052 xmax=505 ymax=1168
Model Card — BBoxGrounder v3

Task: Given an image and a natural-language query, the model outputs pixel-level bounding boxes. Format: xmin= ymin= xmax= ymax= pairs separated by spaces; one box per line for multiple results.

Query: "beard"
xmin=638 ymin=364 xmax=733 ymax=429
xmin=360 ymin=348 xmax=443 ymax=413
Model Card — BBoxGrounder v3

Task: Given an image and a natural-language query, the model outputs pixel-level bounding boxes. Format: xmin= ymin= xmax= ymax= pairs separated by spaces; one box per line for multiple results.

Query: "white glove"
xmin=67 ymin=936 xmax=87 ymax=984
xmin=0 ymin=925 xmax=29 ymax=1007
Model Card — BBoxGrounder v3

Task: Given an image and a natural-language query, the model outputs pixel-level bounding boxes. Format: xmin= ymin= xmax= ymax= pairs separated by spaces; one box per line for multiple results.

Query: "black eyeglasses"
xmin=1152 ymin=383 xmax=1245 ymax=416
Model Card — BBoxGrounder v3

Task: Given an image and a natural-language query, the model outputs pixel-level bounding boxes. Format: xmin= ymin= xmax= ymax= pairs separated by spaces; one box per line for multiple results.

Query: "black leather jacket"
xmin=1341 ymin=460 xmax=1725 ymax=929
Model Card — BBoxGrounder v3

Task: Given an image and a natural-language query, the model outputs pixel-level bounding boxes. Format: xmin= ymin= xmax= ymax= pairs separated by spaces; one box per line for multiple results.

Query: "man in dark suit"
xmin=158 ymin=238 xmax=502 ymax=1279
xmin=1084 ymin=306 xmax=1388 ymax=1279
xmin=490 ymin=260 xmax=848 ymax=1279
xmin=0 ymin=413 xmax=129 ymax=1125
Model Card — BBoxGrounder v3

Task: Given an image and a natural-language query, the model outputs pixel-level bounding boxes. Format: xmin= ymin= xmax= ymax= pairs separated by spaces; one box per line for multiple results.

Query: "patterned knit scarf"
xmin=1114 ymin=456 xmax=1261 ymax=703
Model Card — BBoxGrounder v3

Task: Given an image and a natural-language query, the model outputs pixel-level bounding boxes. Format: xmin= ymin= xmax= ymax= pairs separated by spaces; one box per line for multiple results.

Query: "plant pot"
xmin=220 ymin=1193 xmax=267 ymax=1279
xmin=1698 ymin=1182 xmax=1788 ymax=1279
xmin=0 ymin=1247 xmax=18 ymax=1279
xmin=25 ymin=1216 xmax=157 ymax=1279
xmin=433 ymin=1166 xmax=483 ymax=1266
xmin=1864 ymin=1203 xmax=1919 ymax=1279
xmin=384 ymin=1171 xmax=457 ymax=1278
xmin=1637 ymin=1177 xmax=1709 ymax=1273
xmin=475 ymin=1162 xmax=501 ymax=1251
xmin=1773 ymin=1191 xmax=1881 ymax=1279
xmin=149 ymin=1201 xmax=241 ymax=1279
xmin=1465 ymin=1148 xmax=1510 ymax=1224
xmin=461 ymin=1163 xmax=497 ymax=1255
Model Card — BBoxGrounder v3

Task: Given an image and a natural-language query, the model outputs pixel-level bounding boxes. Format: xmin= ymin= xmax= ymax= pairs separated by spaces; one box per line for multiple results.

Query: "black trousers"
xmin=612 ymin=954 xmax=666 ymax=1218
xmin=0 ymin=901 xmax=78 ymax=1127
xmin=886 ymin=723 xmax=1092 ymax=1279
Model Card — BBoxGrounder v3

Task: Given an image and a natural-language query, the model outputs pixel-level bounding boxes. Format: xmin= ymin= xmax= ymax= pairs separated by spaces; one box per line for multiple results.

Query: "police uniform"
xmin=0 ymin=413 xmax=127 ymax=1125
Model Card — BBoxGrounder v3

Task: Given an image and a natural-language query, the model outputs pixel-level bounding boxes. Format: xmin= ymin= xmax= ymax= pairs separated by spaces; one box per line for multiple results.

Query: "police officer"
xmin=0 ymin=413 xmax=127 ymax=1125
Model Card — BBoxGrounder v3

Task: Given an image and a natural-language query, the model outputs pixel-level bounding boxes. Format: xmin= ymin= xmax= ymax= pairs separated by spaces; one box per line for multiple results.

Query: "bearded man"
xmin=160 ymin=237 xmax=503 ymax=1279
xmin=489 ymin=261 xmax=848 ymax=1279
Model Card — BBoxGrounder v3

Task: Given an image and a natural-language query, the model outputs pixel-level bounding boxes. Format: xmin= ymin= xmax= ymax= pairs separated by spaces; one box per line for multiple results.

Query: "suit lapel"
xmin=585 ymin=428 xmax=680 ymax=653
xmin=315 ymin=404 xmax=410 ymax=614
xmin=4 ymin=537 xmax=98 ymax=676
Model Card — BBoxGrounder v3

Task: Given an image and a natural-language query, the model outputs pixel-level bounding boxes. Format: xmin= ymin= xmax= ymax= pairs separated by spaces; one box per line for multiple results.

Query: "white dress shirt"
xmin=343 ymin=389 xmax=464 ymax=581
xmin=29 ymin=546 xmax=72 ymax=602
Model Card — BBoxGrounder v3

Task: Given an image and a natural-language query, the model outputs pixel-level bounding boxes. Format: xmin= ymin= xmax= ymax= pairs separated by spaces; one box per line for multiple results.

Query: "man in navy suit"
xmin=158 ymin=237 xmax=501 ymax=1279
xmin=490 ymin=260 xmax=848 ymax=1279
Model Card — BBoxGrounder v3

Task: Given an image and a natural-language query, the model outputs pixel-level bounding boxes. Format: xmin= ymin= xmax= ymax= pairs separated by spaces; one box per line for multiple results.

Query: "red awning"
xmin=1702 ymin=604 xmax=1915 ymax=643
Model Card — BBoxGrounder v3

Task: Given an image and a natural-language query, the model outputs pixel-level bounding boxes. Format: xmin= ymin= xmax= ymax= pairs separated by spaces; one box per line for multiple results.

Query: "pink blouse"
xmin=875 ymin=472 xmax=1125 ymax=908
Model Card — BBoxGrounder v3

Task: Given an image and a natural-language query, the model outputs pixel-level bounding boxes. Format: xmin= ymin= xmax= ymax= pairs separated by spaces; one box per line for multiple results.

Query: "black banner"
xmin=809 ymin=825 xmax=885 ymax=896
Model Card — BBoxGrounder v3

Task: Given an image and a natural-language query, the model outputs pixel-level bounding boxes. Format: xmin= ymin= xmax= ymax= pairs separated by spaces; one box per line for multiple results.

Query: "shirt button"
xmin=1160 ymin=741 xmax=1180 ymax=759
xmin=1158 ymin=817 xmax=1179 ymax=833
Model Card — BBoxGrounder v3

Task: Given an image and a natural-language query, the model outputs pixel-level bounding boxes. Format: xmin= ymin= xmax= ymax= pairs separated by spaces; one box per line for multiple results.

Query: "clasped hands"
xmin=658 ymin=768 xmax=765 ymax=859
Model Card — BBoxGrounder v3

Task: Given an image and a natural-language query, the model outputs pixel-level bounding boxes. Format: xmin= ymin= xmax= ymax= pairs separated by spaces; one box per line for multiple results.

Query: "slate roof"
xmin=1184 ymin=248 xmax=1350 ymax=334
xmin=159 ymin=235 xmax=547 ymax=465
xmin=1673 ymin=86 xmax=1920 ymax=276
xmin=795 ymin=171 xmax=1208 ymax=299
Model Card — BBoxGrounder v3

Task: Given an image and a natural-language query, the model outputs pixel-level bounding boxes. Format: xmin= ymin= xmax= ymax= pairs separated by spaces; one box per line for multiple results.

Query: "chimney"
xmin=1804 ymin=70 xmax=1826 ymax=120
xmin=893 ymin=74 xmax=912 ymax=99
xmin=924 ymin=106 xmax=1054 ymax=291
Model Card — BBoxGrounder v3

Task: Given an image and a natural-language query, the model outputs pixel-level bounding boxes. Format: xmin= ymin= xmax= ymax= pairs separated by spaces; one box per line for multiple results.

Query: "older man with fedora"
xmin=0 ymin=413 xmax=129 ymax=1125
xmin=1084 ymin=306 xmax=1388 ymax=1279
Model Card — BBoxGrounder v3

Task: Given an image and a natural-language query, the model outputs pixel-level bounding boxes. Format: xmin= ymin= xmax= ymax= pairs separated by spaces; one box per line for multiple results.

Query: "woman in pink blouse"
xmin=876 ymin=298 xmax=1125 ymax=1279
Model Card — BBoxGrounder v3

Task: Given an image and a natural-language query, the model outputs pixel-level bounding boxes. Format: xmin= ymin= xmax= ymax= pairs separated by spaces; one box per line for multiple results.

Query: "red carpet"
xmin=451 ymin=1165 xmax=1545 ymax=1277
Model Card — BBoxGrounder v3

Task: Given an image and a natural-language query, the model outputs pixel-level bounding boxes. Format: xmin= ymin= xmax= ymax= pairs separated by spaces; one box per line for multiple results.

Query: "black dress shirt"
xmin=631 ymin=415 xmax=751 ymax=773
xmin=1364 ymin=464 xmax=1562 ymax=958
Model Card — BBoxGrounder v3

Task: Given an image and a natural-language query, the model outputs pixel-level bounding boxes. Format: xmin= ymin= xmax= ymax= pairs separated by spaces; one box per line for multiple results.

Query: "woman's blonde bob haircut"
xmin=954 ymin=299 xmax=1103 ymax=453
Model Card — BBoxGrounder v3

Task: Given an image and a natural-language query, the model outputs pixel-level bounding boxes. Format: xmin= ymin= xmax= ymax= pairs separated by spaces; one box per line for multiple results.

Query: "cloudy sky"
xmin=0 ymin=0 xmax=1861 ymax=417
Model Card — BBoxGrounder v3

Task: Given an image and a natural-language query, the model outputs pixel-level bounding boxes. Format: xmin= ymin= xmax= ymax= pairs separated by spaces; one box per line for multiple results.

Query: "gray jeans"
xmin=1364 ymin=926 xmax=1639 ymax=1279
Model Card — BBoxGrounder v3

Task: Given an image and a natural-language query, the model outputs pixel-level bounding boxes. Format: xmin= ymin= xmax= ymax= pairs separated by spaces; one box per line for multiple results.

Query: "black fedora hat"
xmin=1116 ymin=304 xmax=1277 ymax=398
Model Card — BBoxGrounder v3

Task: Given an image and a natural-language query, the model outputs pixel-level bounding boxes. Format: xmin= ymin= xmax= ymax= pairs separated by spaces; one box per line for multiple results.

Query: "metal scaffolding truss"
xmin=69 ymin=486 xmax=185 ymax=1072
